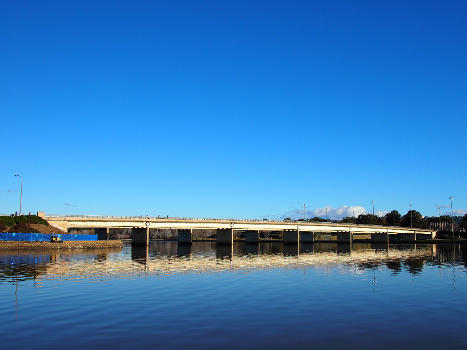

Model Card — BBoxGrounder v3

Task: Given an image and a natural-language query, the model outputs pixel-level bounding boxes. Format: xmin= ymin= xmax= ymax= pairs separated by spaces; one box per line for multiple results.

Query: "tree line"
xmin=289 ymin=210 xmax=467 ymax=232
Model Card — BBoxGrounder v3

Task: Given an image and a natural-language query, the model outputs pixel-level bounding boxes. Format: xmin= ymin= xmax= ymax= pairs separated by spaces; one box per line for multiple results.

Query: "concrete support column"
xmin=96 ymin=228 xmax=110 ymax=240
xmin=178 ymin=229 xmax=192 ymax=244
xmin=300 ymin=232 xmax=314 ymax=243
xmin=336 ymin=231 xmax=353 ymax=243
xmin=245 ymin=230 xmax=260 ymax=243
xmin=283 ymin=229 xmax=300 ymax=243
xmin=132 ymin=227 xmax=150 ymax=246
xmin=216 ymin=228 xmax=234 ymax=245
xmin=371 ymin=232 xmax=389 ymax=243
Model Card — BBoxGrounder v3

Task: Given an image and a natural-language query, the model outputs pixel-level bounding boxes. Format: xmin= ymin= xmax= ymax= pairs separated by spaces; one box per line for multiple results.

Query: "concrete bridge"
xmin=43 ymin=214 xmax=435 ymax=245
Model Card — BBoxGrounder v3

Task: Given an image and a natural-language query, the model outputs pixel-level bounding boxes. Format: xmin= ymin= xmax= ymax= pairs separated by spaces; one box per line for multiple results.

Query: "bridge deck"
xmin=45 ymin=215 xmax=435 ymax=235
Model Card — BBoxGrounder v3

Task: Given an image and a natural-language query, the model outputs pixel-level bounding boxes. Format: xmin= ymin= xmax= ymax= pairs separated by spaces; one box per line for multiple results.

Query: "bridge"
xmin=42 ymin=213 xmax=435 ymax=245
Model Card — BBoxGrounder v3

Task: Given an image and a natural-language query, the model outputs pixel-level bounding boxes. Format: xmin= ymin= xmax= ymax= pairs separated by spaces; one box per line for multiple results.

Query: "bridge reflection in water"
xmin=0 ymin=242 xmax=464 ymax=283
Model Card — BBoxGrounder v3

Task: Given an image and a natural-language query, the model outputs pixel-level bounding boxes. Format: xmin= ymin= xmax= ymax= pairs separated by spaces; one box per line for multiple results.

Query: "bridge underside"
xmin=45 ymin=215 xmax=435 ymax=246
xmin=67 ymin=226 xmax=434 ymax=246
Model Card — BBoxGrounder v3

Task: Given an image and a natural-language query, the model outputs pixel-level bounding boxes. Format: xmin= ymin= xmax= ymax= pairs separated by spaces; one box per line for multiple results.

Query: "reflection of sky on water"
xmin=0 ymin=242 xmax=465 ymax=349
xmin=0 ymin=242 xmax=465 ymax=283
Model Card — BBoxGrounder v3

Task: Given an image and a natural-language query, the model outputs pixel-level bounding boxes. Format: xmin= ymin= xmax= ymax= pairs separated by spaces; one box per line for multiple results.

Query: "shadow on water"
xmin=177 ymin=244 xmax=192 ymax=257
xmin=243 ymin=243 xmax=259 ymax=255
xmin=216 ymin=244 xmax=233 ymax=259
xmin=283 ymin=243 xmax=299 ymax=256
xmin=131 ymin=245 xmax=149 ymax=265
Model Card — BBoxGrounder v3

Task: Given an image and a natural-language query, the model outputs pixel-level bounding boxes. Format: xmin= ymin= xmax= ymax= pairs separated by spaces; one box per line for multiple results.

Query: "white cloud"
xmin=435 ymin=208 xmax=466 ymax=216
xmin=375 ymin=210 xmax=388 ymax=217
xmin=281 ymin=205 xmax=367 ymax=220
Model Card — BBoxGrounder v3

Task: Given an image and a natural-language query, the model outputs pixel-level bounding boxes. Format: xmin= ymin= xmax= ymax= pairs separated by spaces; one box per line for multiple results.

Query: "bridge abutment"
xmin=132 ymin=227 xmax=150 ymax=246
xmin=216 ymin=228 xmax=234 ymax=245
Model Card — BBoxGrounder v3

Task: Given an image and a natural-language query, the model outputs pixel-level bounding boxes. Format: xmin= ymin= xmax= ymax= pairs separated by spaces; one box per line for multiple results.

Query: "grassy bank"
xmin=0 ymin=215 xmax=67 ymax=234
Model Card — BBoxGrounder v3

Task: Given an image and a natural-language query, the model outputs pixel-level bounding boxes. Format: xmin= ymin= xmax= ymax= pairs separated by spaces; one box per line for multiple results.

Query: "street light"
xmin=449 ymin=197 xmax=454 ymax=238
xmin=409 ymin=203 xmax=413 ymax=228
xmin=14 ymin=174 xmax=23 ymax=215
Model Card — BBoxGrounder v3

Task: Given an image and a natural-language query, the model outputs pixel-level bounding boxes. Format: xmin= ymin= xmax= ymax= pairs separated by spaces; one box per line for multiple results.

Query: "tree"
xmin=308 ymin=217 xmax=328 ymax=222
xmin=341 ymin=216 xmax=357 ymax=224
xmin=384 ymin=210 xmax=401 ymax=226
xmin=357 ymin=214 xmax=382 ymax=225
xmin=460 ymin=215 xmax=467 ymax=233
xmin=400 ymin=210 xmax=429 ymax=229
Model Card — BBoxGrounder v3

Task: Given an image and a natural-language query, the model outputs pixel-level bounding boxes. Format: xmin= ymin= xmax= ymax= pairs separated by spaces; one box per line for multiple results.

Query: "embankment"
xmin=0 ymin=240 xmax=122 ymax=250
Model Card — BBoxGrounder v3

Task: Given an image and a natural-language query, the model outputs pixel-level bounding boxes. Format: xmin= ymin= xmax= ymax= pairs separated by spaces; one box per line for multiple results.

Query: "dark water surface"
xmin=0 ymin=242 xmax=465 ymax=349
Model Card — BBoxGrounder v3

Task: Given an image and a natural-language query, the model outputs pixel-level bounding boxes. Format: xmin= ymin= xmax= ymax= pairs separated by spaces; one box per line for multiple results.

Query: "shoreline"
xmin=0 ymin=240 xmax=122 ymax=250
xmin=123 ymin=238 xmax=466 ymax=244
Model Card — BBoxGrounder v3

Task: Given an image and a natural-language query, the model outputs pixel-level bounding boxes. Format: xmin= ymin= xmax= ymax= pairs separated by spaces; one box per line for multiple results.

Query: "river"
xmin=0 ymin=242 xmax=465 ymax=349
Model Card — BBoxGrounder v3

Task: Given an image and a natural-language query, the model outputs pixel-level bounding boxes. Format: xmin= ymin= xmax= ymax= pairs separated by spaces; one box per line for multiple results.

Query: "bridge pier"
xmin=178 ymin=229 xmax=192 ymax=244
xmin=300 ymin=232 xmax=314 ymax=243
xmin=336 ymin=231 xmax=353 ymax=243
xmin=96 ymin=228 xmax=110 ymax=240
xmin=132 ymin=227 xmax=150 ymax=246
xmin=245 ymin=230 xmax=260 ymax=243
xmin=283 ymin=229 xmax=299 ymax=243
xmin=371 ymin=232 xmax=389 ymax=243
xmin=216 ymin=228 xmax=234 ymax=245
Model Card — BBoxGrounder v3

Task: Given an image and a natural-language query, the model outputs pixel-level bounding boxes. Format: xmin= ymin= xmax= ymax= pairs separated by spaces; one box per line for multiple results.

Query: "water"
xmin=0 ymin=242 xmax=465 ymax=349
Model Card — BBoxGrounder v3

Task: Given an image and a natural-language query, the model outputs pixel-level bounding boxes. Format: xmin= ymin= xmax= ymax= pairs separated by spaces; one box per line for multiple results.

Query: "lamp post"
xmin=449 ymin=197 xmax=454 ymax=238
xmin=409 ymin=204 xmax=413 ymax=228
xmin=14 ymin=174 xmax=22 ymax=215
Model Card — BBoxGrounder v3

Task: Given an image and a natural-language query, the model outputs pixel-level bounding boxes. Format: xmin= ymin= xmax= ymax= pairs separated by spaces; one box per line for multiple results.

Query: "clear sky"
xmin=1 ymin=0 xmax=466 ymax=219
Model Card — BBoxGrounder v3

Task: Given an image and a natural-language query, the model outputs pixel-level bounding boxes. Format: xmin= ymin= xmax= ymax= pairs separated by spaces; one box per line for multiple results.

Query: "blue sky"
xmin=1 ymin=0 xmax=466 ymax=219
